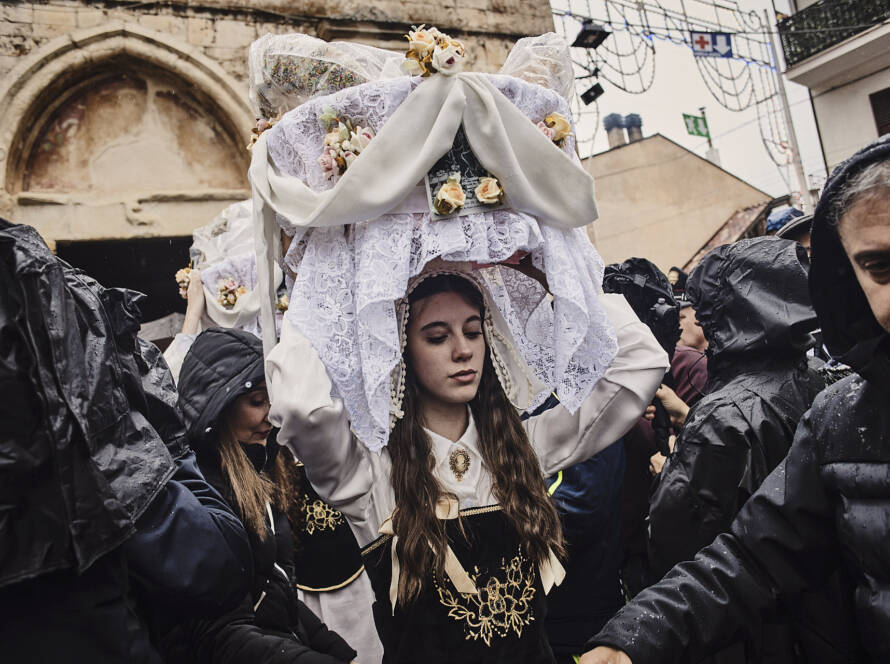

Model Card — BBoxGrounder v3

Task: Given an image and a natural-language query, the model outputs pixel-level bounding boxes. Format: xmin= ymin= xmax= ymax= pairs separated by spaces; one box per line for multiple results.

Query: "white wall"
xmin=813 ymin=68 xmax=890 ymax=171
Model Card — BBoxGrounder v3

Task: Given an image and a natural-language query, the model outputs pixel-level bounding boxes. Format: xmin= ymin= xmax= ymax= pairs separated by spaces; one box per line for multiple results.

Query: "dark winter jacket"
xmin=0 ymin=222 xmax=252 ymax=662
xmin=163 ymin=328 xmax=356 ymax=664
xmin=589 ymin=134 xmax=890 ymax=663
xmin=619 ymin=345 xmax=708 ymax=596
xmin=647 ymin=237 xmax=818 ymax=579
xmin=545 ymin=440 xmax=626 ymax=656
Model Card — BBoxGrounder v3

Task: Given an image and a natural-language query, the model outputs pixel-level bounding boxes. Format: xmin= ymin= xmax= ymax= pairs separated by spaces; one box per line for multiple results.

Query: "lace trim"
xmin=268 ymin=74 xmax=616 ymax=451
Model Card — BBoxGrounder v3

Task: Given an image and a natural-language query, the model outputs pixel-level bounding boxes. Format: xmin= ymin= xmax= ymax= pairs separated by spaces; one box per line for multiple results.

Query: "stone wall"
xmin=0 ymin=1 xmax=554 ymax=84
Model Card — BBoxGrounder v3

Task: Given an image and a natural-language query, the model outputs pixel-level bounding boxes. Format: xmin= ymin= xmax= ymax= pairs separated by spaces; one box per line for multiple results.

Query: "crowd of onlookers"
xmin=1 ymin=135 xmax=889 ymax=664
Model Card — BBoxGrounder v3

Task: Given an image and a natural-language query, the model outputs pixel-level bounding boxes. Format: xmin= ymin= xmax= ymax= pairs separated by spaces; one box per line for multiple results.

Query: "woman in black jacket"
xmin=581 ymin=135 xmax=890 ymax=663
xmin=162 ymin=327 xmax=356 ymax=664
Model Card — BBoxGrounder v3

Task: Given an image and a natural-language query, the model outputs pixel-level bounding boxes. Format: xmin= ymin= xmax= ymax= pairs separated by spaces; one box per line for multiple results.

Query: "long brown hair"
xmin=217 ymin=423 xmax=296 ymax=542
xmin=388 ymin=274 xmax=564 ymax=603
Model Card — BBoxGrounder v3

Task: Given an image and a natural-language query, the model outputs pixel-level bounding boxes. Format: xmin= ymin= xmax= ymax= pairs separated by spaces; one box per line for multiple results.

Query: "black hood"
xmin=687 ymin=236 xmax=817 ymax=359
xmin=810 ymin=134 xmax=890 ymax=380
xmin=177 ymin=328 xmax=266 ymax=447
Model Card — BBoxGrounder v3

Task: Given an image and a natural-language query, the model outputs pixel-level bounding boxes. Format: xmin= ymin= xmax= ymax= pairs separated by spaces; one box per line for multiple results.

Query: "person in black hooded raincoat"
xmin=580 ymin=134 xmax=890 ymax=664
xmin=647 ymin=235 xmax=819 ymax=581
xmin=159 ymin=327 xmax=356 ymax=664
xmin=0 ymin=221 xmax=253 ymax=663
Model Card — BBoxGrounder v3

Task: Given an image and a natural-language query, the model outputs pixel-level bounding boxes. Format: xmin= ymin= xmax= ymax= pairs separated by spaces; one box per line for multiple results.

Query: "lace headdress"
xmin=250 ymin=31 xmax=618 ymax=451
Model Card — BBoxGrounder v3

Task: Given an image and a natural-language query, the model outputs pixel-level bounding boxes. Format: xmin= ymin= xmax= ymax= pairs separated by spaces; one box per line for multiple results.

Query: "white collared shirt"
xmin=424 ymin=411 xmax=495 ymax=509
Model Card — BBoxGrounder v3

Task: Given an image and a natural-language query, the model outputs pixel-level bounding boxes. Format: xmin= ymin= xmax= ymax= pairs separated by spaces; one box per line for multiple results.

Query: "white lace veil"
xmin=190 ymin=199 xmax=283 ymax=337
xmin=249 ymin=32 xmax=618 ymax=451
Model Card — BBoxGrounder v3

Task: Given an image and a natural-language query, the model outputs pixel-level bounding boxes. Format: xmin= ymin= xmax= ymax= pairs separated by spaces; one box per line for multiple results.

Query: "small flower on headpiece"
xmin=536 ymin=120 xmax=555 ymax=142
xmin=431 ymin=40 xmax=465 ymax=74
xmin=175 ymin=266 xmax=192 ymax=299
xmin=349 ymin=126 xmax=375 ymax=153
xmin=434 ymin=172 xmax=466 ymax=215
xmin=544 ymin=113 xmax=573 ymax=146
xmin=317 ymin=110 xmax=373 ymax=180
xmin=403 ymin=25 xmax=466 ymax=77
xmin=247 ymin=113 xmax=282 ymax=150
xmin=475 ymin=176 xmax=504 ymax=205
xmin=407 ymin=26 xmax=439 ymax=60
xmin=277 ymin=293 xmax=290 ymax=312
xmin=217 ymin=277 xmax=246 ymax=309
xmin=318 ymin=147 xmax=340 ymax=180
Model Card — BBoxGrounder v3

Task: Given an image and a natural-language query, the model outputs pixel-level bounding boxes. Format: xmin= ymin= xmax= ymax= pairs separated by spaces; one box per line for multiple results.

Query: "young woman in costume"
xmin=159 ymin=327 xmax=358 ymax=664
xmin=267 ymin=261 xmax=668 ymax=663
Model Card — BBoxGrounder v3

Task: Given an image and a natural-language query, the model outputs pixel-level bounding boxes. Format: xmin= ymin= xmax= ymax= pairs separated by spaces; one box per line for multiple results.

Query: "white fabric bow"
xmin=249 ymin=71 xmax=597 ymax=231
xmin=251 ymin=72 xmax=598 ymax=354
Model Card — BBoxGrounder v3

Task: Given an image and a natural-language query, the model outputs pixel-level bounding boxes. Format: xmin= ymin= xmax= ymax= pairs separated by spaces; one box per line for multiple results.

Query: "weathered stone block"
xmin=215 ymin=19 xmax=256 ymax=48
xmin=33 ymin=6 xmax=77 ymax=27
xmin=139 ymin=13 xmax=187 ymax=39
xmin=0 ymin=5 xmax=34 ymax=23
xmin=76 ymin=8 xmax=106 ymax=28
xmin=187 ymin=16 xmax=215 ymax=47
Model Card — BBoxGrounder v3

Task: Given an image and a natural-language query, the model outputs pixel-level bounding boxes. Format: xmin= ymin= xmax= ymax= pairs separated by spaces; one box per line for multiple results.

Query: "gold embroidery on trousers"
xmin=300 ymin=496 xmax=344 ymax=534
xmin=435 ymin=551 xmax=537 ymax=646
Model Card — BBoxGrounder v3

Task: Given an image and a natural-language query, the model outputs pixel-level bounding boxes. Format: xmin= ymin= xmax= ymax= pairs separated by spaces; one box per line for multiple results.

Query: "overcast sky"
xmin=552 ymin=0 xmax=826 ymax=199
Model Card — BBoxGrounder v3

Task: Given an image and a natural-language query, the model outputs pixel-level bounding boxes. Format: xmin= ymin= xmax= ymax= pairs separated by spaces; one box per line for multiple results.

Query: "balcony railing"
xmin=778 ymin=0 xmax=890 ymax=67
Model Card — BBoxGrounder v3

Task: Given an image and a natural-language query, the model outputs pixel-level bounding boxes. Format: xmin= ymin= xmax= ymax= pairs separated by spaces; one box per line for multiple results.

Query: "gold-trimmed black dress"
xmin=362 ymin=506 xmax=555 ymax=664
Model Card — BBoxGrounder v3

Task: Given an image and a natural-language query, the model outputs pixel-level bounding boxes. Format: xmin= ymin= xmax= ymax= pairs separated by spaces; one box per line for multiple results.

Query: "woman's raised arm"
xmin=266 ymin=318 xmax=373 ymax=525
xmin=525 ymin=293 xmax=668 ymax=477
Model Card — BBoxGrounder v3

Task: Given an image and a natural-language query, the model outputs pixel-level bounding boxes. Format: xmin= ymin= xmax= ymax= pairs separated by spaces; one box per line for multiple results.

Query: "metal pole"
xmin=699 ymin=106 xmax=712 ymax=148
xmin=764 ymin=9 xmax=810 ymax=212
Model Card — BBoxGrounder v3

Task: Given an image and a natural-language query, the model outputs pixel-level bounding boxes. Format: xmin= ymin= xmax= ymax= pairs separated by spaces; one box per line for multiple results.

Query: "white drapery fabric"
xmin=251 ymin=66 xmax=616 ymax=451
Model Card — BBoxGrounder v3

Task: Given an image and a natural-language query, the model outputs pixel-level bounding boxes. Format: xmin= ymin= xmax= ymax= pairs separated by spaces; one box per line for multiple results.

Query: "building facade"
xmin=583 ymin=132 xmax=773 ymax=273
xmin=0 ymin=1 xmax=552 ymax=320
xmin=778 ymin=0 xmax=890 ymax=173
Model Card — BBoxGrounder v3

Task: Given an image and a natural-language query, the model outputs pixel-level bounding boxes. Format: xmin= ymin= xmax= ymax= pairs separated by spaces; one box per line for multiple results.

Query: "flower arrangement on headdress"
xmin=536 ymin=113 xmax=573 ymax=148
xmin=217 ymin=277 xmax=247 ymax=309
xmin=175 ymin=266 xmax=192 ymax=299
xmin=433 ymin=173 xmax=467 ymax=215
xmin=475 ymin=176 xmax=504 ymax=205
xmin=317 ymin=106 xmax=375 ymax=180
xmin=247 ymin=113 xmax=282 ymax=150
xmin=401 ymin=25 xmax=466 ymax=76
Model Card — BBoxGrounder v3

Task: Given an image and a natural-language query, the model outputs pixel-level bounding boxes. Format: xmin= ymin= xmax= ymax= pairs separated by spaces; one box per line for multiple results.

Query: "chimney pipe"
xmin=603 ymin=113 xmax=627 ymax=149
xmin=625 ymin=113 xmax=643 ymax=142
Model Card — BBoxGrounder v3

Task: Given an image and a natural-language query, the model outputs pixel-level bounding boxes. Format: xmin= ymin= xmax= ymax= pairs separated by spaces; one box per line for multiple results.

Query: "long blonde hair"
xmin=216 ymin=423 xmax=292 ymax=541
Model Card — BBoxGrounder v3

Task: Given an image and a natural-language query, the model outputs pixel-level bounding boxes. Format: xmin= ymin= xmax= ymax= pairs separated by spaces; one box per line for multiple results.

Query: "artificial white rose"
xmin=349 ymin=126 xmax=374 ymax=153
xmin=408 ymin=28 xmax=436 ymax=58
xmin=433 ymin=173 xmax=466 ymax=215
xmin=474 ymin=177 xmax=504 ymax=205
xmin=431 ymin=42 xmax=464 ymax=74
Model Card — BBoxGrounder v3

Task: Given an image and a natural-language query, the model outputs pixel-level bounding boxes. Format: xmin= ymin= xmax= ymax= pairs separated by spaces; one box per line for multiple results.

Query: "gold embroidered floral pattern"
xmin=435 ymin=551 xmax=537 ymax=646
xmin=300 ymin=496 xmax=344 ymax=534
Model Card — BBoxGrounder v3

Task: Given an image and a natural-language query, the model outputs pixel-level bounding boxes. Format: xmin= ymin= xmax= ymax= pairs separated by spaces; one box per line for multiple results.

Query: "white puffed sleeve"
xmin=162 ymin=333 xmax=197 ymax=384
xmin=266 ymin=319 xmax=374 ymax=528
xmin=524 ymin=293 xmax=669 ymax=476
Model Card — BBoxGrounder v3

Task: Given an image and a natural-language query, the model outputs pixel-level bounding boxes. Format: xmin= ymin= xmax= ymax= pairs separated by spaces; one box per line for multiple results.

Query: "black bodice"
xmin=362 ymin=506 xmax=555 ymax=664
